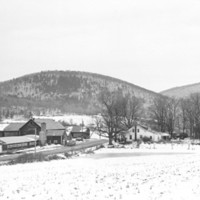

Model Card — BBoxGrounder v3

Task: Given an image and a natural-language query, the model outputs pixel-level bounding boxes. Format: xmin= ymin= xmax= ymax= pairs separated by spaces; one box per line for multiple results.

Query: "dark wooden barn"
xmin=70 ymin=126 xmax=90 ymax=139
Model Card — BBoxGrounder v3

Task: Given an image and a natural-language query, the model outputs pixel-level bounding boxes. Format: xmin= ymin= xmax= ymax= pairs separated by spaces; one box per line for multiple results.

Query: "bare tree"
xmin=95 ymin=89 xmax=144 ymax=144
xmin=95 ymin=90 xmax=124 ymax=145
xmin=183 ymin=98 xmax=195 ymax=138
xmin=177 ymin=94 xmax=200 ymax=139
xmin=120 ymin=94 xmax=143 ymax=130
xmin=165 ymin=98 xmax=179 ymax=137
xmin=188 ymin=93 xmax=200 ymax=139
xmin=149 ymin=96 xmax=168 ymax=132
xmin=178 ymin=98 xmax=190 ymax=135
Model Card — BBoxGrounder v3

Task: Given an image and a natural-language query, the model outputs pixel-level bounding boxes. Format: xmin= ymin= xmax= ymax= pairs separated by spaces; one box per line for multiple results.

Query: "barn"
xmin=0 ymin=120 xmax=41 ymax=137
xmin=0 ymin=118 xmax=66 ymax=148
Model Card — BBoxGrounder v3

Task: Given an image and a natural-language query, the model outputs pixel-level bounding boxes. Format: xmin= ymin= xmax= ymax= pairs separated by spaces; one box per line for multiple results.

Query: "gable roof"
xmin=3 ymin=123 xmax=25 ymax=132
xmin=0 ymin=123 xmax=9 ymax=131
xmin=34 ymin=118 xmax=65 ymax=130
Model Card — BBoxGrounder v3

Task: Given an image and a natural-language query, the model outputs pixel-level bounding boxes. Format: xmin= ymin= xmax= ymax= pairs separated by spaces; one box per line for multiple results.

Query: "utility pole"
xmin=134 ymin=120 xmax=137 ymax=141
xmin=34 ymin=128 xmax=37 ymax=157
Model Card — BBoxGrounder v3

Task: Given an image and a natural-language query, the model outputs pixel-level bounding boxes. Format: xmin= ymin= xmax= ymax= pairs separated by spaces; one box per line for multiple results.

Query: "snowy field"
xmin=3 ymin=114 xmax=95 ymax=126
xmin=1 ymin=145 xmax=200 ymax=200
xmin=33 ymin=114 xmax=95 ymax=126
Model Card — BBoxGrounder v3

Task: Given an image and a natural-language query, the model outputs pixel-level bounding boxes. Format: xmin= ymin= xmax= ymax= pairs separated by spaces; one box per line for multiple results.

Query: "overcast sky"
xmin=0 ymin=0 xmax=200 ymax=92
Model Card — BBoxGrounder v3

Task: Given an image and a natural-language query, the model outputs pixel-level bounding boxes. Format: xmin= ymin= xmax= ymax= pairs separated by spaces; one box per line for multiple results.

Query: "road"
xmin=0 ymin=139 xmax=108 ymax=162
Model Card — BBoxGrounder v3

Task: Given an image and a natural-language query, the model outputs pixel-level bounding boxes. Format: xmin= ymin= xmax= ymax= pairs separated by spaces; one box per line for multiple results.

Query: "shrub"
xmin=95 ymin=144 xmax=104 ymax=150
xmin=46 ymin=154 xmax=64 ymax=161
xmin=9 ymin=153 xmax=46 ymax=165
xmin=64 ymin=152 xmax=73 ymax=158
xmin=142 ymin=136 xmax=152 ymax=143
xmin=85 ymin=149 xmax=94 ymax=154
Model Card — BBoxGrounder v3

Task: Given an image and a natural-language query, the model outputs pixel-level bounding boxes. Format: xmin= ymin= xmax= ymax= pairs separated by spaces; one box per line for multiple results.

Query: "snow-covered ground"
xmin=1 ymin=145 xmax=200 ymax=200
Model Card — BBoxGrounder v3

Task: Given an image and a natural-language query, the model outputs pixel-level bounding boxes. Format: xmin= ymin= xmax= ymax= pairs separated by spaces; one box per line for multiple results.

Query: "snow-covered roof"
xmin=126 ymin=124 xmax=163 ymax=136
xmin=0 ymin=123 xmax=9 ymax=131
xmin=3 ymin=123 xmax=25 ymax=132
xmin=46 ymin=130 xmax=65 ymax=136
xmin=34 ymin=118 xmax=65 ymax=130
xmin=71 ymin=126 xmax=88 ymax=133
xmin=0 ymin=136 xmax=37 ymax=145
xmin=160 ymin=133 xmax=170 ymax=136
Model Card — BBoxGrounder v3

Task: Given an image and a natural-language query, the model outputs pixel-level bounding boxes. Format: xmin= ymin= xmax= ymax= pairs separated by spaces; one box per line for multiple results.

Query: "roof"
xmin=161 ymin=133 xmax=170 ymax=136
xmin=0 ymin=123 xmax=9 ymax=131
xmin=46 ymin=130 xmax=65 ymax=136
xmin=71 ymin=126 xmax=88 ymax=133
xmin=25 ymin=135 xmax=40 ymax=140
xmin=125 ymin=124 xmax=162 ymax=136
xmin=0 ymin=136 xmax=36 ymax=145
xmin=34 ymin=118 xmax=65 ymax=130
xmin=3 ymin=123 xmax=25 ymax=132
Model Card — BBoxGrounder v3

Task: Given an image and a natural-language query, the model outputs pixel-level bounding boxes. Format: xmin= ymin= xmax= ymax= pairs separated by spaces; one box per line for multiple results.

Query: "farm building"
xmin=34 ymin=118 xmax=66 ymax=145
xmin=0 ymin=123 xmax=9 ymax=137
xmin=70 ymin=126 xmax=90 ymax=139
xmin=0 ymin=135 xmax=39 ymax=153
xmin=0 ymin=118 xmax=66 ymax=147
xmin=0 ymin=120 xmax=41 ymax=137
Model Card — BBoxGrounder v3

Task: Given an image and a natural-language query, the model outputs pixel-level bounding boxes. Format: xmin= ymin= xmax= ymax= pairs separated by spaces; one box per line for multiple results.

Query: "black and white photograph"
xmin=0 ymin=0 xmax=200 ymax=199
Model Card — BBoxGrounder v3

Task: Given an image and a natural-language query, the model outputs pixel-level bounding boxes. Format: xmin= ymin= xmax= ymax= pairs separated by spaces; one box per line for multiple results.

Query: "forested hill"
xmin=161 ymin=82 xmax=200 ymax=98
xmin=0 ymin=70 xmax=160 ymax=115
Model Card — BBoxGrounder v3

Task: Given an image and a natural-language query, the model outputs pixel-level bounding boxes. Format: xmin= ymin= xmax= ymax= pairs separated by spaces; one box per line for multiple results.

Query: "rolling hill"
xmin=161 ymin=82 xmax=200 ymax=98
xmin=0 ymin=70 xmax=161 ymax=115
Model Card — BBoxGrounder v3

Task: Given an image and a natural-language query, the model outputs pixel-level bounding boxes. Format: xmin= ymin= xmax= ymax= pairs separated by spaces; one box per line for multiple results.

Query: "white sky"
xmin=0 ymin=0 xmax=200 ymax=92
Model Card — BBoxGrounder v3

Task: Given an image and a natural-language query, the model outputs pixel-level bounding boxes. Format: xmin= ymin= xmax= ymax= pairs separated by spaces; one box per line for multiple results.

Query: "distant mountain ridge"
xmin=0 ymin=70 xmax=161 ymax=115
xmin=161 ymin=82 xmax=200 ymax=98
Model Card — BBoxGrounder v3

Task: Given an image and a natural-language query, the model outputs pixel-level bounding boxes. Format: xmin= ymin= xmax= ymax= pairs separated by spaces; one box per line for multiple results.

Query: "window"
xmin=29 ymin=142 xmax=35 ymax=146
xmin=130 ymin=135 xmax=132 ymax=140
xmin=137 ymin=129 xmax=140 ymax=133
xmin=132 ymin=129 xmax=135 ymax=133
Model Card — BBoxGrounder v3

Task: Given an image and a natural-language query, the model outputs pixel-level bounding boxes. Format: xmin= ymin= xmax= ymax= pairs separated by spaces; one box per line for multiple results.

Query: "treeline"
xmin=150 ymin=93 xmax=200 ymax=139
xmin=96 ymin=90 xmax=200 ymax=145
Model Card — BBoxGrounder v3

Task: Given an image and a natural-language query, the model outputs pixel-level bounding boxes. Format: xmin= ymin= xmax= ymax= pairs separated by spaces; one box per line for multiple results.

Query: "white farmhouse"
xmin=123 ymin=124 xmax=164 ymax=142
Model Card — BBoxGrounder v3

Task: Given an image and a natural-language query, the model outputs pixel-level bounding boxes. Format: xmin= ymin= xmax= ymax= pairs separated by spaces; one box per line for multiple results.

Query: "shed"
xmin=0 ymin=136 xmax=38 ymax=152
xmin=70 ymin=126 xmax=90 ymax=139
